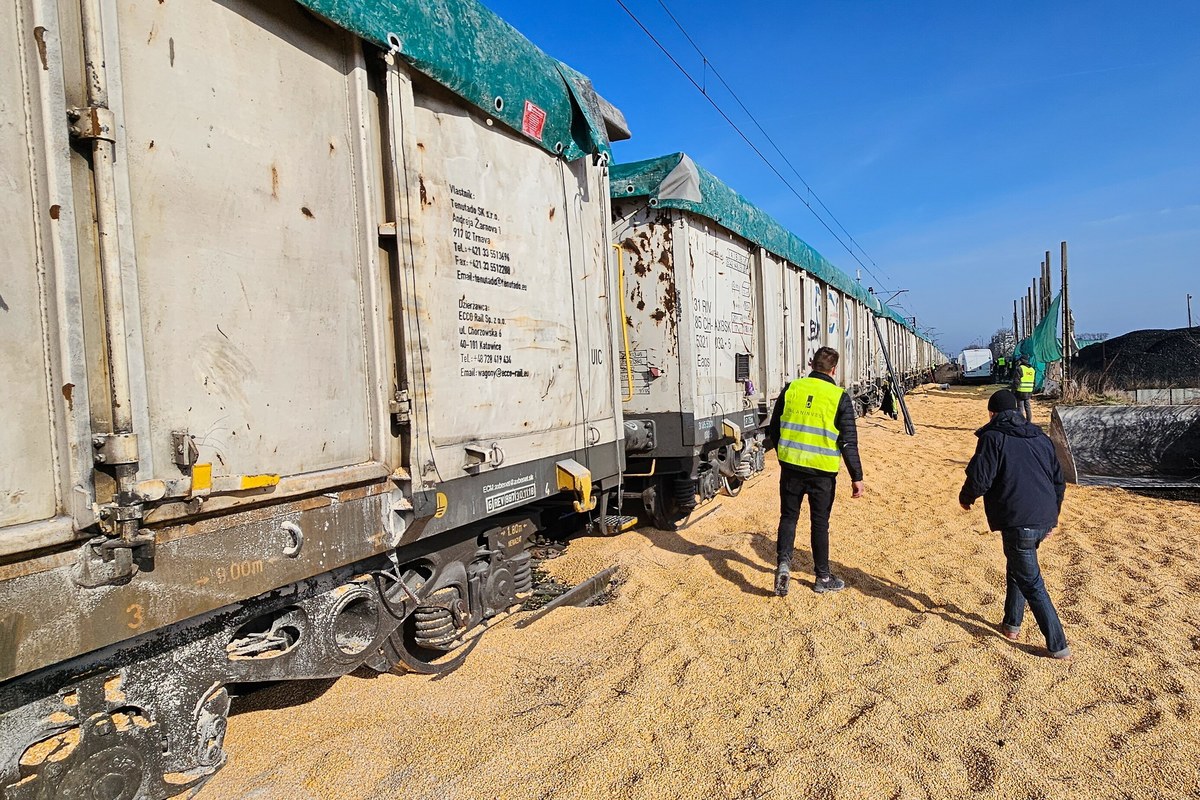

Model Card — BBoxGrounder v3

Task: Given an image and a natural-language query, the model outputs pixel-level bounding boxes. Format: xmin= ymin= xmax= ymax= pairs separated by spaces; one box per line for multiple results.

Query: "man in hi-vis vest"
xmin=1012 ymin=356 xmax=1035 ymax=422
xmin=766 ymin=346 xmax=865 ymax=596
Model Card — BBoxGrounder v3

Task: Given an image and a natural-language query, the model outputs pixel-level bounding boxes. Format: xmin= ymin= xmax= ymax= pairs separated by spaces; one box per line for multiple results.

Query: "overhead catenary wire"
xmin=652 ymin=0 xmax=890 ymax=286
xmin=613 ymin=0 xmax=893 ymax=293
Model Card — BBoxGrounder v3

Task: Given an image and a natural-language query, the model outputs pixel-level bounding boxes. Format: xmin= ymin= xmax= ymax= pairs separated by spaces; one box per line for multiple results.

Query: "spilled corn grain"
xmin=202 ymin=387 xmax=1200 ymax=799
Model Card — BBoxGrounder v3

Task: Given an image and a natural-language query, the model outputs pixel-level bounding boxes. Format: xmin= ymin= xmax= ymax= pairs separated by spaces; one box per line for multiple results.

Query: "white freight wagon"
xmin=610 ymin=154 xmax=927 ymax=525
xmin=0 ymin=0 xmax=628 ymax=793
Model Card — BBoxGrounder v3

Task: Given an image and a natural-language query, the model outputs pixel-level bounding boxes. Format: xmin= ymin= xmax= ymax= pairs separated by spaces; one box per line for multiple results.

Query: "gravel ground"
xmin=200 ymin=387 xmax=1200 ymax=800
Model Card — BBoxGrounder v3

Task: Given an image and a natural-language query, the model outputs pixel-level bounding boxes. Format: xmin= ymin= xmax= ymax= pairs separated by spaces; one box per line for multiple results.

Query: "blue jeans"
xmin=1001 ymin=527 xmax=1069 ymax=655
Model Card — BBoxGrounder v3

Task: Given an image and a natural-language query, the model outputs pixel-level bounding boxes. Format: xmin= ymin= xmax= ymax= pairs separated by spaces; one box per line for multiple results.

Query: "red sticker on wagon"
xmin=522 ymin=100 xmax=547 ymax=141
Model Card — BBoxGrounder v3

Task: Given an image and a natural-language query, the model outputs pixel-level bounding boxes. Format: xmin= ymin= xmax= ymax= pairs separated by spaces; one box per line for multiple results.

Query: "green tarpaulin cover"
xmin=294 ymin=0 xmax=621 ymax=161
xmin=610 ymin=153 xmax=930 ymax=345
xmin=1014 ymin=293 xmax=1063 ymax=390
xmin=612 ymin=153 xmax=879 ymax=311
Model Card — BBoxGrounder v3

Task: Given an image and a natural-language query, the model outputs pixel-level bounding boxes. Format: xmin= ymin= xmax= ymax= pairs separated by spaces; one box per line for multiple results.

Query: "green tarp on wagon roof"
xmin=295 ymin=0 xmax=628 ymax=160
xmin=611 ymin=153 xmax=893 ymax=317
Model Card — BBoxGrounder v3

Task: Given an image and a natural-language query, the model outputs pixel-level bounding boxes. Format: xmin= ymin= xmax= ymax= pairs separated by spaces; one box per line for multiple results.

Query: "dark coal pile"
xmin=1072 ymin=327 xmax=1200 ymax=390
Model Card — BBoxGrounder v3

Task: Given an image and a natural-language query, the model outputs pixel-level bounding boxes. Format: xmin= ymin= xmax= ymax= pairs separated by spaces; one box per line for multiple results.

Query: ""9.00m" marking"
xmin=214 ymin=559 xmax=264 ymax=584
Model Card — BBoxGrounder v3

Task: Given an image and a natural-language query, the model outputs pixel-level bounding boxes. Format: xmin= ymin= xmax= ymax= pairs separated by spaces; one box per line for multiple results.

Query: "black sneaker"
xmin=774 ymin=562 xmax=791 ymax=597
xmin=813 ymin=574 xmax=845 ymax=594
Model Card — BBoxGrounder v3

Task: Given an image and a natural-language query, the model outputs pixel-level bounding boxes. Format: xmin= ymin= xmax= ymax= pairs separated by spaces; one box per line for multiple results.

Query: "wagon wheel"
xmin=649 ymin=493 xmax=687 ymax=530
xmin=648 ymin=475 xmax=694 ymax=531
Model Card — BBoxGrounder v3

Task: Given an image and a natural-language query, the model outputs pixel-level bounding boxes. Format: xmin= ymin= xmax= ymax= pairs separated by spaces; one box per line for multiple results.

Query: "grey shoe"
xmin=1048 ymin=646 xmax=1072 ymax=660
xmin=813 ymin=574 xmax=846 ymax=594
xmin=774 ymin=562 xmax=791 ymax=597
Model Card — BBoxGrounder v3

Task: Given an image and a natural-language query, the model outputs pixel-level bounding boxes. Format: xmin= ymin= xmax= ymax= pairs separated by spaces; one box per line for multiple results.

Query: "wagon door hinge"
xmin=77 ymin=433 xmax=151 ymax=588
xmin=67 ymin=106 xmax=116 ymax=142
xmin=92 ymin=432 xmax=139 ymax=467
xmin=390 ymin=389 xmax=412 ymax=423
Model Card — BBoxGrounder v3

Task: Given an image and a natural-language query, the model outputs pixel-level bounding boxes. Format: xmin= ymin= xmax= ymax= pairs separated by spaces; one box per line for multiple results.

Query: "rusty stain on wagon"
xmin=33 ymin=27 xmax=48 ymax=71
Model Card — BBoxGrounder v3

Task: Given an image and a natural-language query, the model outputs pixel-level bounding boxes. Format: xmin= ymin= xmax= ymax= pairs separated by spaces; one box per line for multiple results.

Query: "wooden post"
xmin=1044 ymin=250 xmax=1052 ymax=313
xmin=1036 ymin=275 xmax=1042 ymax=324
xmin=1038 ymin=261 xmax=1045 ymax=317
xmin=1061 ymin=241 xmax=1070 ymax=380
xmin=1013 ymin=299 xmax=1020 ymax=344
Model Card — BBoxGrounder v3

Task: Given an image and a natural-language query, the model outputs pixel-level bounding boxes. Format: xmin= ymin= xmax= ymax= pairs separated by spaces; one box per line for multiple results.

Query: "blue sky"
xmin=486 ymin=0 xmax=1200 ymax=354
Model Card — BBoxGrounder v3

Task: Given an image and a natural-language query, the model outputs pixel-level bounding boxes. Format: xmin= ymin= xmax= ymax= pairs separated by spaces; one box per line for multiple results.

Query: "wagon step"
xmin=601 ymin=514 xmax=638 ymax=535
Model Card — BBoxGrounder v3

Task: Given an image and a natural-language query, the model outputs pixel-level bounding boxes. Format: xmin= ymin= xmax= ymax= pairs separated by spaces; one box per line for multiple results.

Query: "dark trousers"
xmin=775 ymin=469 xmax=836 ymax=578
xmin=1000 ymin=527 xmax=1068 ymax=654
xmin=1015 ymin=392 xmax=1032 ymax=422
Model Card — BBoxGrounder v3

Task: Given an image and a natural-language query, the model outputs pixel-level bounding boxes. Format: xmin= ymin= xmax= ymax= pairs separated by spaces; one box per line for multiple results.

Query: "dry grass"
xmin=202 ymin=386 xmax=1200 ymax=800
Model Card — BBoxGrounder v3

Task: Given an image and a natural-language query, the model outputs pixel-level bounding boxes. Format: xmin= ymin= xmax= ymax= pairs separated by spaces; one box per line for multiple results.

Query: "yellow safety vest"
xmin=777 ymin=377 xmax=843 ymax=474
xmin=1017 ymin=364 xmax=1035 ymax=393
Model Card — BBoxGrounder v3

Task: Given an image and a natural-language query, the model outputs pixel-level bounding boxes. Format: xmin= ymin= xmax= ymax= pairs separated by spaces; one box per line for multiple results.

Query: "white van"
xmin=959 ymin=349 xmax=995 ymax=383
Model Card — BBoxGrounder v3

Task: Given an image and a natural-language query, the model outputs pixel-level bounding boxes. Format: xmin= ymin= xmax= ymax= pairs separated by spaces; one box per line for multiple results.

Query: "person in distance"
xmin=959 ymin=389 xmax=1070 ymax=659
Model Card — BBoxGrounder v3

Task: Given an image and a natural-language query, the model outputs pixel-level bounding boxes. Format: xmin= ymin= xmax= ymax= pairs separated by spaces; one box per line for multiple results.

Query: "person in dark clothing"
xmin=766 ymin=346 xmax=865 ymax=597
xmin=959 ymin=389 xmax=1070 ymax=659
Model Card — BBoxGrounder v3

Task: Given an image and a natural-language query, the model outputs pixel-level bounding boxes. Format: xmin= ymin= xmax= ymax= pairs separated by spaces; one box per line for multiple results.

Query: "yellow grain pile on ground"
xmin=203 ymin=388 xmax=1200 ymax=800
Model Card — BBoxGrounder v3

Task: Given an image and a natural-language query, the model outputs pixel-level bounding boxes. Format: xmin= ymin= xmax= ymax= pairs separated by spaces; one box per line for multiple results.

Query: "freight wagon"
xmin=0 ymin=0 xmax=629 ymax=794
xmin=1 ymin=0 xmax=947 ymax=793
xmin=610 ymin=154 xmax=943 ymax=526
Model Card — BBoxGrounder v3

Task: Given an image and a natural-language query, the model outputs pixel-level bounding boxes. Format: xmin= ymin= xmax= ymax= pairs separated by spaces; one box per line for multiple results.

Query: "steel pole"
xmin=871 ymin=313 xmax=915 ymax=436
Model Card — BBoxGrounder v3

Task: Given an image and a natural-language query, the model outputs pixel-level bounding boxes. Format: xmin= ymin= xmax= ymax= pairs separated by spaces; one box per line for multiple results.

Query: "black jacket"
xmin=959 ymin=409 xmax=1066 ymax=531
xmin=766 ymin=371 xmax=863 ymax=481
